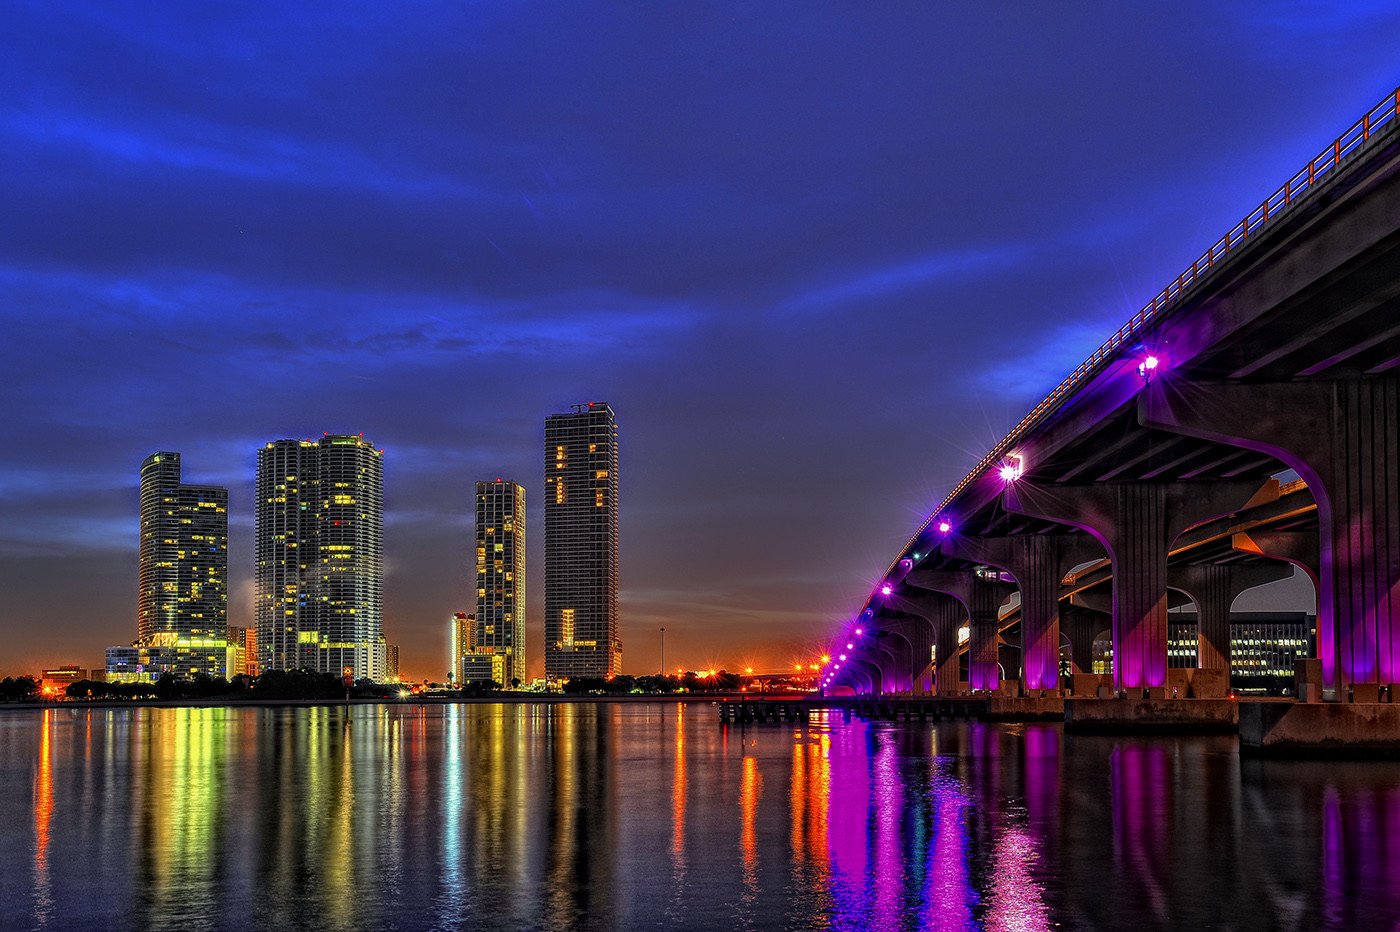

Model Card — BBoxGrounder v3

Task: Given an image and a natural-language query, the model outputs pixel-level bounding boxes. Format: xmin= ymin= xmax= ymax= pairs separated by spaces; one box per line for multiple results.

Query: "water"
xmin=1 ymin=702 xmax=1397 ymax=931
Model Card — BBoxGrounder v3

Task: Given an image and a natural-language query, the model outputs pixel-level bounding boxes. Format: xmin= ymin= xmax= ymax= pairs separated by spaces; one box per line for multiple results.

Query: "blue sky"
xmin=2 ymin=2 xmax=1397 ymax=677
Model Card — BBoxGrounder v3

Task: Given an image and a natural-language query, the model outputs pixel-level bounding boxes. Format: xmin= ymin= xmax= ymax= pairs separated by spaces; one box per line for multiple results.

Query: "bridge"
xmin=827 ymin=87 xmax=1400 ymax=742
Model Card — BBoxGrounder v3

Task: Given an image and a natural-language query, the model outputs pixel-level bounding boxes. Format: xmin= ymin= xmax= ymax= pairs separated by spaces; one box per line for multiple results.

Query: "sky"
xmin=2 ymin=2 xmax=1397 ymax=681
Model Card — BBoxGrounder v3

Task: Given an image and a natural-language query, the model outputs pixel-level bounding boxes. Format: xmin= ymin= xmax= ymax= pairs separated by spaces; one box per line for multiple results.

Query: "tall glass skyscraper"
xmin=545 ymin=403 xmax=620 ymax=679
xmin=475 ymin=480 xmax=527 ymax=685
xmin=109 ymin=452 xmax=231 ymax=680
xmin=256 ymin=434 xmax=386 ymax=681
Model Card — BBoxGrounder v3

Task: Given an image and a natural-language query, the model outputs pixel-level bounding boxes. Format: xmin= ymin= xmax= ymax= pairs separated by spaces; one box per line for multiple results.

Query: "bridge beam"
xmin=903 ymin=570 xmax=1013 ymax=693
xmin=1170 ymin=563 xmax=1294 ymax=673
xmin=939 ymin=534 xmax=1103 ymax=693
xmin=1142 ymin=377 xmax=1400 ymax=693
xmin=1005 ymin=479 xmax=1264 ymax=691
xmin=1232 ymin=529 xmax=1321 ymax=586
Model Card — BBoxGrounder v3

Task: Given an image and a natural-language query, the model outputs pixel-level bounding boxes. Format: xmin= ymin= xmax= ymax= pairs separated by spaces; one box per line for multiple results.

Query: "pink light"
xmin=846 ymin=643 xmax=854 ymax=650
xmin=839 ymin=654 xmax=847 ymax=661
xmin=855 ymin=628 xmax=863 ymax=635
xmin=937 ymin=520 xmax=952 ymax=534
xmin=881 ymin=585 xmax=892 ymax=596
xmin=1143 ymin=355 xmax=1159 ymax=370
xmin=998 ymin=463 xmax=1021 ymax=482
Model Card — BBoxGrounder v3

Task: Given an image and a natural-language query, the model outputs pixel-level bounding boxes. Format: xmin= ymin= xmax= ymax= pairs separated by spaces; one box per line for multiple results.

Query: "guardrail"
xmin=888 ymin=86 xmax=1400 ymax=574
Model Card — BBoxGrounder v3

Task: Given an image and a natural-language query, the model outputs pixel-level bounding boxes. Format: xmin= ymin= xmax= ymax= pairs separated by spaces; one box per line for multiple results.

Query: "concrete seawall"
xmin=1240 ymin=701 xmax=1400 ymax=756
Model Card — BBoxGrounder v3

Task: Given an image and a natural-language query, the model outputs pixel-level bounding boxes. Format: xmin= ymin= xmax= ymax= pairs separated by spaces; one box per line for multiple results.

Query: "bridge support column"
xmin=1143 ymin=378 xmax=1400 ymax=694
xmin=1063 ymin=606 xmax=1109 ymax=675
xmin=1170 ymin=563 xmax=1293 ymax=672
xmin=872 ymin=634 xmax=909 ymax=694
xmin=889 ymin=589 xmax=967 ymax=696
xmin=873 ymin=613 xmax=934 ymax=694
xmin=1006 ymin=479 xmax=1262 ymax=692
xmin=846 ymin=657 xmax=882 ymax=696
xmin=904 ymin=570 xmax=1013 ymax=693
xmin=941 ymin=534 xmax=1103 ymax=693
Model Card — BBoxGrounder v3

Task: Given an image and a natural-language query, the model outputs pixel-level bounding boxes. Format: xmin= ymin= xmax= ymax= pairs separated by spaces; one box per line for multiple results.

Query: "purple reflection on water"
xmin=826 ymin=719 xmax=872 ymax=927
xmin=984 ymin=824 xmax=1052 ymax=932
xmin=1110 ymin=744 xmax=1171 ymax=924
xmin=870 ymin=733 xmax=905 ymax=932
xmin=922 ymin=767 xmax=977 ymax=931
xmin=1022 ymin=725 xmax=1060 ymax=841
xmin=1321 ymin=782 xmax=1400 ymax=927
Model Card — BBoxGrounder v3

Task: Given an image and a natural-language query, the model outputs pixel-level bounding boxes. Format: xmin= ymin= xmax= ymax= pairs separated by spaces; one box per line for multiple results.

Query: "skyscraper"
xmin=256 ymin=434 xmax=386 ymax=681
xmin=545 ymin=402 xmax=620 ymax=679
xmin=448 ymin=611 xmax=474 ymax=684
xmin=475 ymin=479 xmax=527 ymax=685
xmin=110 ymin=452 xmax=231 ymax=680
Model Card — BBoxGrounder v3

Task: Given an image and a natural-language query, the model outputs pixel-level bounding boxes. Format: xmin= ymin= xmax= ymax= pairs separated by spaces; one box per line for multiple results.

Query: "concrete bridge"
xmin=828 ymin=87 xmax=1400 ymax=730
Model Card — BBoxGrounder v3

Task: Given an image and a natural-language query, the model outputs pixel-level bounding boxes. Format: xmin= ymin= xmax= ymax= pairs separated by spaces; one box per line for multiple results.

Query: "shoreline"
xmin=0 ymin=692 xmax=815 ymax=712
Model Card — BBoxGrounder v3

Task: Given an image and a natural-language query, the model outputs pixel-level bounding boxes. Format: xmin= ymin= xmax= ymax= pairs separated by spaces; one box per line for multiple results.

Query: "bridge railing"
xmin=890 ymin=86 xmax=1400 ymax=572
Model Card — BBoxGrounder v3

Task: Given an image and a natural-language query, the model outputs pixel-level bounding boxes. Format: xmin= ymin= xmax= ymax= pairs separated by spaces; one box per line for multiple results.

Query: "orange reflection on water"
xmin=33 ymin=710 xmax=54 ymax=924
xmin=740 ymin=754 xmax=762 ymax=875
xmin=672 ymin=703 xmax=687 ymax=860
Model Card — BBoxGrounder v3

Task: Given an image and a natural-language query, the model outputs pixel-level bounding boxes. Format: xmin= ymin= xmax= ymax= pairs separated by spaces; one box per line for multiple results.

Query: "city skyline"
xmin=4 ymin=4 xmax=1395 ymax=679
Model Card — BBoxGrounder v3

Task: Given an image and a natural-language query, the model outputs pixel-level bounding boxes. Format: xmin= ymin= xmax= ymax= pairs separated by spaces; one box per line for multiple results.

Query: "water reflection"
xmin=0 ymin=705 xmax=1398 ymax=929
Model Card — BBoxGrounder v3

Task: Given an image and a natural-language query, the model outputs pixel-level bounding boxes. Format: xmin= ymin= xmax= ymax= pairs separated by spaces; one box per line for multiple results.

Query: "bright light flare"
xmin=937 ymin=520 xmax=952 ymax=534
xmin=880 ymin=584 xmax=892 ymax=596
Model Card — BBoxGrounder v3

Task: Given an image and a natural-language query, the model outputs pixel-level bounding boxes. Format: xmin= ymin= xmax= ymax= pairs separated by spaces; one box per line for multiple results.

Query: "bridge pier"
xmin=1006 ymin=479 xmax=1263 ymax=692
xmin=1169 ymin=563 xmax=1293 ymax=692
xmin=904 ymin=569 xmax=1013 ymax=693
xmin=1063 ymin=605 xmax=1109 ymax=675
xmin=872 ymin=613 xmax=934 ymax=694
xmin=941 ymin=534 xmax=1103 ymax=694
xmin=1143 ymin=378 xmax=1400 ymax=697
xmin=891 ymin=588 xmax=969 ymax=696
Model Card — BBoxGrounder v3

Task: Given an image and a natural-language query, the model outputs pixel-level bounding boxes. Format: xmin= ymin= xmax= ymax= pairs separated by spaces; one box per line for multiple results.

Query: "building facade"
xmin=256 ymin=435 xmax=386 ymax=681
xmin=107 ymin=452 xmax=232 ymax=681
xmin=448 ymin=612 xmax=474 ymax=683
xmin=544 ymin=403 xmax=621 ymax=679
xmin=475 ymin=480 xmax=526 ymax=685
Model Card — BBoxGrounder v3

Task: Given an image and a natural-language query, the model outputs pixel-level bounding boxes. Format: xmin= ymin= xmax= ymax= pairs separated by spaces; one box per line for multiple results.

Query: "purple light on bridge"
xmin=880 ymin=585 xmax=892 ymax=596
xmin=855 ymin=628 xmax=863 ymax=635
xmin=838 ymin=654 xmax=847 ymax=662
xmin=937 ymin=519 xmax=952 ymax=534
xmin=997 ymin=457 xmax=1023 ymax=483
xmin=846 ymin=643 xmax=853 ymax=650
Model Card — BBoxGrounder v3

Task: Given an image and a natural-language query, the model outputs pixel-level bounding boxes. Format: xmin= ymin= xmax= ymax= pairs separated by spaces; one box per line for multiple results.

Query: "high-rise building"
xmin=545 ymin=402 xmax=621 ymax=679
xmin=256 ymin=434 xmax=386 ymax=681
xmin=107 ymin=452 xmax=232 ymax=681
xmin=475 ymin=480 xmax=527 ymax=686
xmin=448 ymin=612 xmax=474 ymax=683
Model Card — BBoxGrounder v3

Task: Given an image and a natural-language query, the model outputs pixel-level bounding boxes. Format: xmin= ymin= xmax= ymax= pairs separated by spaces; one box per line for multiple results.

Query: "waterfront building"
xmin=39 ymin=666 xmax=85 ymax=689
xmin=256 ymin=435 xmax=386 ymax=681
xmin=475 ymin=479 xmax=527 ymax=685
xmin=544 ymin=402 xmax=621 ymax=679
xmin=459 ymin=653 xmax=507 ymax=687
xmin=105 ymin=452 xmax=232 ymax=681
xmin=105 ymin=644 xmax=179 ymax=682
xmin=449 ymin=612 xmax=475 ymax=683
xmin=386 ymin=643 xmax=399 ymax=682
